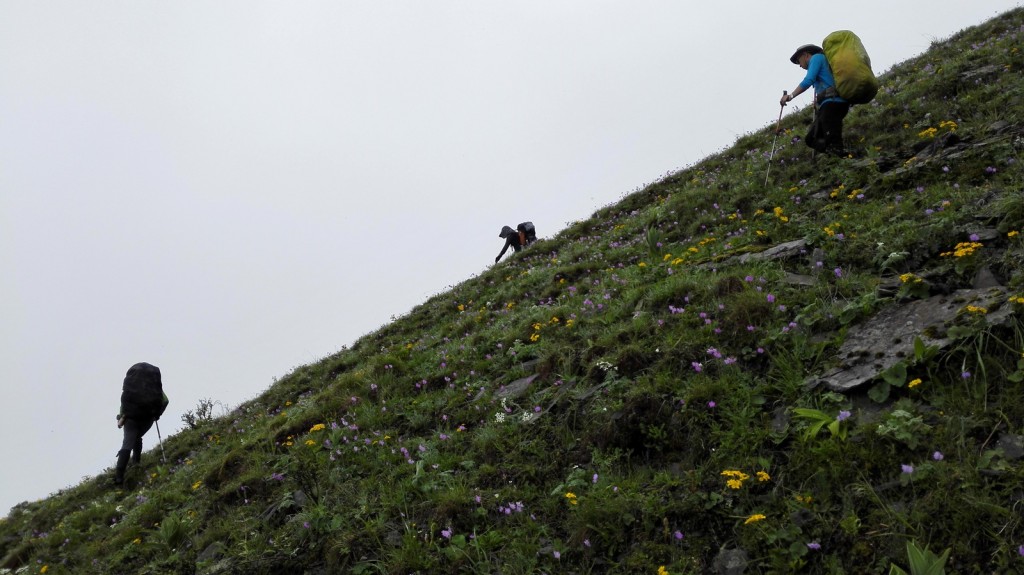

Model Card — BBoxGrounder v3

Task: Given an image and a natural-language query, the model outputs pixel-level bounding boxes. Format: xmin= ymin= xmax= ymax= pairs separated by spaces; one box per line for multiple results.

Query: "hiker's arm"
xmin=782 ymin=85 xmax=808 ymax=105
xmin=157 ymin=392 xmax=170 ymax=420
xmin=495 ymin=239 xmax=512 ymax=262
xmin=784 ymin=56 xmax=821 ymax=105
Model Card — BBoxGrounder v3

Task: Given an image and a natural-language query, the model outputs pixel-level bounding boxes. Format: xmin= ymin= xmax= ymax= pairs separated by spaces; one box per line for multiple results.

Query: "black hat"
xmin=499 ymin=226 xmax=515 ymax=238
xmin=790 ymin=44 xmax=823 ymax=64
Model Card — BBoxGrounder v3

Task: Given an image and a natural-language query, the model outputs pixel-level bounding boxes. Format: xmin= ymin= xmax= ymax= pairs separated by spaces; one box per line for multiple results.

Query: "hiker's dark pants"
xmin=806 ymin=101 xmax=850 ymax=154
xmin=119 ymin=417 xmax=154 ymax=462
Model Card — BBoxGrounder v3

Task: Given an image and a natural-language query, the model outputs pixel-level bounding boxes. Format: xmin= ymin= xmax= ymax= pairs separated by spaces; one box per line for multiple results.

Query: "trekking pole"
xmin=765 ymin=90 xmax=787 ymax=186
xmin=155 ymin=420 xmax=167 ymax=464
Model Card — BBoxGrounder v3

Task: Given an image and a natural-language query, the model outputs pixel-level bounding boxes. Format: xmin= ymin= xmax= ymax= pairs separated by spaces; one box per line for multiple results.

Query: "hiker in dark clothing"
xmin=114 ymin=362 xmax=169 ymax=485
xmin=495 ymin=222 xmax=537 ymax=263
xmin=781 ymin=44 xmax=850 ymax=155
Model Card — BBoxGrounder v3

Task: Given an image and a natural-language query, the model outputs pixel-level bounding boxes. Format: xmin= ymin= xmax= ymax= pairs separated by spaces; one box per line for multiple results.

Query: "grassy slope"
xmin=3 ymin=9 xmax=1023 ymax=575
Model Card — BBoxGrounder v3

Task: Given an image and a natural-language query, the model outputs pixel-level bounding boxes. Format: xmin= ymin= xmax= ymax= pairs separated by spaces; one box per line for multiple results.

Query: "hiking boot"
xmin=114 ymin=450 xmax=130 ymax=486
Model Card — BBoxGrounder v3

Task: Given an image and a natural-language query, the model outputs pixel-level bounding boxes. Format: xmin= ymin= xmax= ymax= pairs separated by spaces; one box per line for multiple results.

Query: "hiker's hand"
xmin=117 ymin=417 xmax=125 ymax=429
xmin=779 ymin=93 xmax=792 ymax=107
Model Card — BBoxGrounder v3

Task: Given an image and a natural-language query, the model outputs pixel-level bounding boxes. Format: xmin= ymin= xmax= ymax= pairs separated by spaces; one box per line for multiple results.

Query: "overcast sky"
xmin=2 ymin=1 xmax=1020 ymax=515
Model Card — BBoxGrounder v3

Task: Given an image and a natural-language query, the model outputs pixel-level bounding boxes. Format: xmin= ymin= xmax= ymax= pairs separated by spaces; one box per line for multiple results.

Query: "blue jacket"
xmin=799 ymin=53 xmax=846 ymax=106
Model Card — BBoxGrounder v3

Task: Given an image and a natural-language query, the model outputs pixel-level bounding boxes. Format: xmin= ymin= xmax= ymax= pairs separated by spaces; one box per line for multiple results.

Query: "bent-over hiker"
xmin=114 ymin=362 xmax=169 ymax=485
xmin=781 ymin=44 xmax=850 ymax=156
xmin=495 ymin=222 xmax=537 ymax=263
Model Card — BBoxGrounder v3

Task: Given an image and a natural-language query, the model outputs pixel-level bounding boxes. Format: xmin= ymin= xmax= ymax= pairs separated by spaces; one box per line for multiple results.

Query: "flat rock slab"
xmin=736 ymin=239 xmax=808 ymax=264
xmin=496 ymin=373 xmax=539 ymax=399
xmin=812 ymin=288 xmax=1012 ymax=392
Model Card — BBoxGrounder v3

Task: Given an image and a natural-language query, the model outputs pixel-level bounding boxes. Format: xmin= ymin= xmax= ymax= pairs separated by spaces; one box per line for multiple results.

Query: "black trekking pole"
xmin=765 ymin=91 xmax=787 ymax=186
xmin=155 ymin=420 xmax=167 ymax=464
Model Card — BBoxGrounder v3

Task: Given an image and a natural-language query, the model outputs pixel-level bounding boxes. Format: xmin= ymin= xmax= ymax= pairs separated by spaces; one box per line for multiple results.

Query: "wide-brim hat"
xmin=790 ymin=44 xmax=823 ymax=64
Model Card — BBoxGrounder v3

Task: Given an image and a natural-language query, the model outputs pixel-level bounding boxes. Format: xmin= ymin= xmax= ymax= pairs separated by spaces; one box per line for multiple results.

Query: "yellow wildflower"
xmin=1009 ymin=230 xmax=1019 ymax=237
xmin=532 ymin=323 xmax=542 ymax=331
xmin=908 ymin=378 xmax=922 ymax=388
xmin=529 ymin=333 xmax=540 ymax=342
xmin=726 ymin=479 xmax=743 ymax=490
xmin=756 ymin=471 xmax=771 ymax=482
xmin=918 ymin=127 xmax=938 ymax=138
xmin=309 ymin=423 xmax=326 ymax=433
xmin=192 ymin=480 xmax=203 ymax=491
xmin=550 ymin=317 xmax=560 ymax=324
xmin=41 ymin=567 xmax=49 ymax=574
xmin=565 ymin=319 xmax=575 ymax=328
xmin=1009 ymin=296 xmax=1024 ymax=305
xmin=658 ymin=567 xmax=670 ymax=575
xmin=940 ymin=242 xmax=982 ymax=258
xmin=638 ymin=262 xmax=647 ymax=268
xmin=965 ymin=305 xmax=988 ymax=314
xmin=899 ymin=273 xmax=921 ymax=284
xmin=565 ymin=492 xmax=578 ymax=505
xmin=133 ymin=537 xmax=142 ymax=544
xmin=744 ymin=514 xmax=766 ymax=525
xmin=305 ymin=439 xmax=316 ymax=447
xmin=457 ymin=304 xmax=464 ymax=312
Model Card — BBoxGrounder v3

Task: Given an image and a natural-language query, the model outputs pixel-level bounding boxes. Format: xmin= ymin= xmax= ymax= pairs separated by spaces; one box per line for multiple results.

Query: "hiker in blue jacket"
xmin=781 ymin=44 xmax=850 ymax=155
xmin=114 ymin=362 xmax=169 ymax=486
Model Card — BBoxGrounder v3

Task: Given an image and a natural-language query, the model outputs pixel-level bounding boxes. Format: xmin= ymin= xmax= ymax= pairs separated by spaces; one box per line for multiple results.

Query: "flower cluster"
xmin=720 ymin=469 xmax=770 ymax=490
xmin=940 ymin=242 xmax=983 ymax=258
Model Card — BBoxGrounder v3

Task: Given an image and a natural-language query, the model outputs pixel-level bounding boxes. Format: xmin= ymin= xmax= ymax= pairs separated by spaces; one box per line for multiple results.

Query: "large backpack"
xmin=121 ymin=362 xmax=165 ymax=419
xmin=517 ymin=221 xmax=537 ymax=244
xmin=823 ymin=30 xmax=879 ymax=105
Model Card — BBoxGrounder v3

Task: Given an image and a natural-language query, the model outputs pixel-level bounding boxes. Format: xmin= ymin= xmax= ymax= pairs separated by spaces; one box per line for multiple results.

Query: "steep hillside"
xmin=3 ymin=9 xmax=1023 ymax=575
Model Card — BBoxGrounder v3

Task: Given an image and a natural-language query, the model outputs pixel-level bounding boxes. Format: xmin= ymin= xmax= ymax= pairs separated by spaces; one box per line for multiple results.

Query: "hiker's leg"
xmin=819 ymin=103 xmax=850 ymax=154
xmin=114 ymin=450 xmax=131 ymax=485
xmin=131 ymin=419 xmax=154 ymax=463
xmin=115 ymin=421 xmax=140 ymax=484
xmin=805 ymin=109 xmax=827 ymax=153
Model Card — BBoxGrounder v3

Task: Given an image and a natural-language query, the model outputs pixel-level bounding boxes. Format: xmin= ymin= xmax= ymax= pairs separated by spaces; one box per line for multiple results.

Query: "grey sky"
xmin=2 ymin=1 xmax=1020 ymax=515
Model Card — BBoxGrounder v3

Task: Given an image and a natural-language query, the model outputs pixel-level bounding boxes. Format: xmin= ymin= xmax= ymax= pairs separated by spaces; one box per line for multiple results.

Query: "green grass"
xmin=3 ymin=8 xmax=1024 ymax=575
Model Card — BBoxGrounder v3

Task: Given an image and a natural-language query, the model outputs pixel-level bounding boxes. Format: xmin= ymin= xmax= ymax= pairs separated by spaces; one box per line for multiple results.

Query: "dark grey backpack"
xmin=121 ymin=362 xmax=165 ymax=419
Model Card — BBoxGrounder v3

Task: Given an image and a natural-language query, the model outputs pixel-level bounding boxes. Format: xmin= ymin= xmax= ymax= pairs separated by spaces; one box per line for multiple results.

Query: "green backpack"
xmin=823 ymin=30 xmax=879 ymax=105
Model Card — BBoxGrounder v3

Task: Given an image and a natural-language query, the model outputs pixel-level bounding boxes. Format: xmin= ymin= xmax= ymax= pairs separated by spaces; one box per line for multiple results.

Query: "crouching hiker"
xmin=114 ymin=362 xmax=169 ymax=485
xmin=494 ymin=221 xmax=537 ymax=263
xmin=781 ymin=44 xmax=850 ymax=156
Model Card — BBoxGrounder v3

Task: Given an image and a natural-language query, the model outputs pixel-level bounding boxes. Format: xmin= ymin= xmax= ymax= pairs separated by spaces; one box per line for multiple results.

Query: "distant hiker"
xmin=495 ymin=221 xmax=537 ymax=263
xmin=114 ymin=362 xmax=169 ymax=485
xmin=781 ymin=44 xmax=850 ymax=155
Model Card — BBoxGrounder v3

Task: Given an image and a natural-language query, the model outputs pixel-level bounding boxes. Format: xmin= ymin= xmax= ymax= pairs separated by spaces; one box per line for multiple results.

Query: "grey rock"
xmin=811 ymin=288 xmax=1011 ymax=392
xmin=972 ymin=266 xmax=1002 ymax=289
xmin=996 ymin=434 xmax=1024 ymax=461
xmin=496 ymin=374 xmax=538 ymax=399
xmin=196 ymin=541 xmax=227 ymax=564
xmin=713 ymin=548 xmax=749 ymax=575
xmin=737 ymin=239 xmax=808 ymax=264
xmin=782 ymin=272 xmax=816 ymax=286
